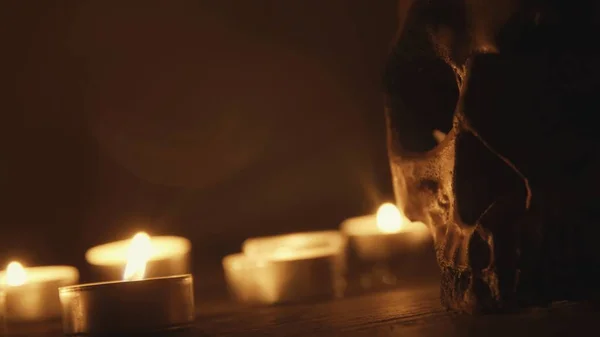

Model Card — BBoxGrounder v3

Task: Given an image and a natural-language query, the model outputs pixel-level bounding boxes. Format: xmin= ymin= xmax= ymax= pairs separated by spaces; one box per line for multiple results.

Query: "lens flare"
xmin=5 ymin=261 xmax=27 ymax=286
xmin=376 ymin=203 xmax=404 ymax=233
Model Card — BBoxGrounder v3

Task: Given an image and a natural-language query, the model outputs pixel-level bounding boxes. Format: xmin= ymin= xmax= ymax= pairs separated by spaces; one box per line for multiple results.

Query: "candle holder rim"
xmin=241 ymin=230 xmax=346 ymax=255
xmin=59 ymin=274 xmax=193 ymax=293
xmin=0 ymin=264 xmax=79 ymax=273
xmin=340 ymin=220 xmax=429 ymax=236
xmin=242 ymin=229 xmax=342 ymax=243
xmin=343 ymin=230 xmax=412 ymax=237
xmin=222 ymin=250 xmax=342 ymax=267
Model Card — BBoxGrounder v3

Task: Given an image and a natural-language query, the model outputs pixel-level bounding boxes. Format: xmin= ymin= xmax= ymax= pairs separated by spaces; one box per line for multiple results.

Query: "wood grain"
xmin=7 ymin=279 xmax=598 ymax=337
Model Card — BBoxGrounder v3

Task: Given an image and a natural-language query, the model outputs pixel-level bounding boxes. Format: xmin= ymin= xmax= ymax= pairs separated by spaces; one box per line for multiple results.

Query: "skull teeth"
xmin=432 ymin=129 xmax=447 ymax=143
xmin=437 ymin=223 xmax=471 ymax=271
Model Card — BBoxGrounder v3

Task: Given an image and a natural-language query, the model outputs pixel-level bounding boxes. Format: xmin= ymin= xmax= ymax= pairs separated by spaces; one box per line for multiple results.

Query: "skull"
xmin=384 ymin=0 xmax=600 ymax=313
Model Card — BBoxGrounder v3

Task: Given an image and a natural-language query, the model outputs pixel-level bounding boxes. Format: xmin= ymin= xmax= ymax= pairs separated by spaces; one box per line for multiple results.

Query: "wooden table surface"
xmin=6 ymin=277 xmax=599 ymax=337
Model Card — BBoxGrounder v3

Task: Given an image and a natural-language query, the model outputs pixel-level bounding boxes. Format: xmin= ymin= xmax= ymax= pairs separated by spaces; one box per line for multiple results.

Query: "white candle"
xmin=60 ymin=275 xmax=194 ymax=336
xmin=0 ymin=262 xmax=78 ymax=321
xmin=85 ymin=232 xmax=191 ymax=281
xmin=60 ymin=234 xmax=194 ymax=336
xmin=222 ymin=230 xmax=346 ymax=304
xmin=340 ymin=203 xmax=430 ymax=261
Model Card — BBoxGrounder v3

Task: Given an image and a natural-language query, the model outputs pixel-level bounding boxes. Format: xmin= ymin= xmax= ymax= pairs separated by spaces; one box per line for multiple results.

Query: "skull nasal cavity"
xmin=454 ymin=133 xmax=522 ymax=226
xmin=468 ymin=229 xmax=491 ymax=272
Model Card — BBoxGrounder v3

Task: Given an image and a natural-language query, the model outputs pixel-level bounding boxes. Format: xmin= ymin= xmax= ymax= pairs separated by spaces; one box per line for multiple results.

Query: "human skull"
xmin=384 ymin=0 xmax=600 ymax=313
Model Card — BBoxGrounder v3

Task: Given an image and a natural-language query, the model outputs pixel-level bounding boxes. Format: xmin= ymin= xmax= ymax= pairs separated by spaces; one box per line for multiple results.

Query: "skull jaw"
xmin=432 ymin=203 xmax=600 ymax=313
xmin=441 ymin=266 xmax=495 ymax=314
xmin=439 ymin=265 xmax=521 ymax=314
xmin=439 ymin=264 xmax=600 ymax=314
xmin=435 ymin=220 xmax=533 ymax=313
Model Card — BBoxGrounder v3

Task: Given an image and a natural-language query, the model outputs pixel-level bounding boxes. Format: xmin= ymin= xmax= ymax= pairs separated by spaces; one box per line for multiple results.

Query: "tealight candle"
xmin=0 ymin=262 xmax=78 ymax=322
xmin=222 ymin=230 xmax=346 ymax=304
xmin=60 ymin=232 xmax=195 ymax=336
xmin=85 ymin=232 xmax=191 ymax=281
xmin=340 ymin=203 xmax=431 ymax=261
xmin=340 ymin=203 xmax=436 ymax=291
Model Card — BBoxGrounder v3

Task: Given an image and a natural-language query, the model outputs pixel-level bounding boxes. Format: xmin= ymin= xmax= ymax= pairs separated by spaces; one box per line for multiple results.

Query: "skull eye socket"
xmin=384 ymin=48 xmax=458 ymax=153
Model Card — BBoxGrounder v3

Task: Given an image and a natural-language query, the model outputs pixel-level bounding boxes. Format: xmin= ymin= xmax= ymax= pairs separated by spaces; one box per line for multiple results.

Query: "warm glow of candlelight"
xmin=123 ymin=232 xmax=153 ymax=281
xmin=376 ymin=203 xmax=404 ymax=233
xmin=5 ymin=261 xmax=27 ymax=287
xmin=271 ymin=246 xmax=298 ymax=260
xmin=243 ymin=231 xmax=345 ymax=261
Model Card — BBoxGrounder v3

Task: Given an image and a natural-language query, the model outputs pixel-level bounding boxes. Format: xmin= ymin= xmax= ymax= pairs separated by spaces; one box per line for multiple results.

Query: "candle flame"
xmin=5 ymin=261 xmax=27 ymax=286
xmin=376 ymin=203 xmax=404 ymax=233
xmin=123 ymin=232 xmax=153 ymax=281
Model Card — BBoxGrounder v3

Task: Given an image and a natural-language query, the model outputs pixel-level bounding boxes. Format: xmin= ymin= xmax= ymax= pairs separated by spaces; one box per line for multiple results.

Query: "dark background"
xmin=0 ymin=1 xmax=398 ymax=278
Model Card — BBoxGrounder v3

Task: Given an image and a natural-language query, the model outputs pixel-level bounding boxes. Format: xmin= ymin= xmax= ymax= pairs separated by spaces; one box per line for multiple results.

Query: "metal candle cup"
xmin=223 ymin=230 xmax=346 ymax=304
xmin=59 ymin=274 xmax=194 ymax=336
xmin=63 ymin=233 xmax=194 ymax=336
xmin=0 ymin=263 xmax=79 ymax=322
xmin=85 ymin=235 xmax=191 ymax=281
xmin=340 ymin=203 xmax=436 ymax=291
